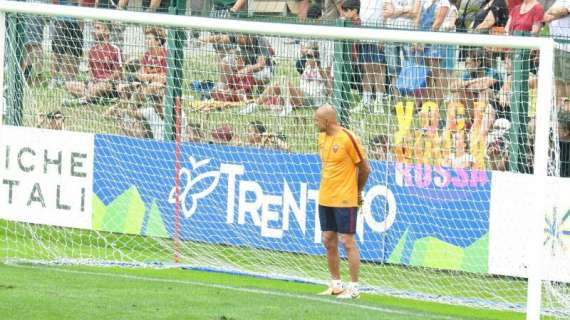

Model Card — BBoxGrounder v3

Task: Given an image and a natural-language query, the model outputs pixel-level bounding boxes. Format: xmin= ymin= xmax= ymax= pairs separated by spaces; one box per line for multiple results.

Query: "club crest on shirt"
xmin=332 ymin=144 xmax=339 ymax=153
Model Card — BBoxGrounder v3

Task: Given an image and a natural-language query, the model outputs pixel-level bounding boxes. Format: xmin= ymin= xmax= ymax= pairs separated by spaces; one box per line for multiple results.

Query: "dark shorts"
xmin=358 ymin=43 xmax=384 ymax=64
xmin=318 ymin=205 xmax=358 ymax=234
xmin=52 ymin=19 xmax=83 ymax=57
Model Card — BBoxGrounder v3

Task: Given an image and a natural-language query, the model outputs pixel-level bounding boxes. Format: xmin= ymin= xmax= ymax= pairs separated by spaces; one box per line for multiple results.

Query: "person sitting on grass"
xmin=240 ymin=50 xmax=327 ymax=116
xmin=63 ymin=21 xmax=122 ymax=106
xmin=202 ymin=33 xmax=274 ymax=90
xmin=36 ymin=110 xmax=65 ymax=130
xmin=246 ymin=120 xmax=290 ymax=151
xmin=209 ymin=49 xmax=256 ymax=103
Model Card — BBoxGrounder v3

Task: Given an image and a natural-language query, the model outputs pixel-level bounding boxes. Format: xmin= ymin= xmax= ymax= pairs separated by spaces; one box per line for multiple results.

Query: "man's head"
xmin=144 ymin=27 xmax=166 ymax=49
xmin=47 ymin=111 xmax=64 ymax=130
xmin=314 ymin=104 xmax=337 ymax=133
xmin=248 ymin=120 xmax=267 ymax=144
xmin=93 ymin=21 xmax=112 ymax=42
xmin=342 ymin=0 xmax=360 ymax=20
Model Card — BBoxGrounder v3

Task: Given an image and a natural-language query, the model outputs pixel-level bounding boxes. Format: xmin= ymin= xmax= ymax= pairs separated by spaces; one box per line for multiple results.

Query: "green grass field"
xmin=0 ymin=262 xmax=530 ymax=320
xmin=0 ymin=218 xmax=536 ymax=320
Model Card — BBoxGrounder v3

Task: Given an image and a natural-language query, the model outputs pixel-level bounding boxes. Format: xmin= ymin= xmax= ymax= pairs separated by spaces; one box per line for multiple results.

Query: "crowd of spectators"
xmin=16 ymin=0 xmax=570 ymax=174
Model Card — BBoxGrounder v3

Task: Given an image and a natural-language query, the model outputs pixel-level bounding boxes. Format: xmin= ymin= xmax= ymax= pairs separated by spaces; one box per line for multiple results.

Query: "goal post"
xmin=0 ymin=1 xmax=566 ymax=319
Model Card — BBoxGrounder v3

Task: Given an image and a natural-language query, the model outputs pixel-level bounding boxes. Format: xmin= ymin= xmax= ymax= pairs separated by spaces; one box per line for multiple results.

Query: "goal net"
xmin=0 ymin=1 xmax=568 ymax=318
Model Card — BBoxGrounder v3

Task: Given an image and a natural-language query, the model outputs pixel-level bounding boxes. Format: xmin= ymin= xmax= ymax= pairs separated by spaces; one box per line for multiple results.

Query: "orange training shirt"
xmin=318 ymin=128 xmax=366 ymax=207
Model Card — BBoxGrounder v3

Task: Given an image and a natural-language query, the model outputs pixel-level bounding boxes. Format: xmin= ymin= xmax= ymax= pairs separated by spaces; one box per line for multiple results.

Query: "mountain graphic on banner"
xmin=388 ymin=228 xmax=488 ymax=273
xmin=92 ymin=187 xmax=169 ymax=238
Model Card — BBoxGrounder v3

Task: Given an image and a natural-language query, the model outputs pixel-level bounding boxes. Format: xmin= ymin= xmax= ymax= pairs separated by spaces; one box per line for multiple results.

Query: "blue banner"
xmin=93 ymin=134 xmax=491 ymax=272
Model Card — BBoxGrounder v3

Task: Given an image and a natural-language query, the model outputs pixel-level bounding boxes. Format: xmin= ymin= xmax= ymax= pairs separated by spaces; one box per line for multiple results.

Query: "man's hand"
xmin=357 ymin=191 xmax=363 ymax=208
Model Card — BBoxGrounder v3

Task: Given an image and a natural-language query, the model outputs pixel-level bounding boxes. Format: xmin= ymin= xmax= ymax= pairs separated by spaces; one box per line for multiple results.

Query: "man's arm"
xmin=201 ymin=34 xmax=231 ymax=44
xmin=231 ymin=0 xmax=247 ymax=13
xmin=117 ymin=0 xmax=128 ymax=9
xmin=544 ymin=6 xmax=570 ymax=23
xmin=240 ymin=56 xmax=267 ymax=74
xmin=297 ymin=0 xmax=310 ymax=21
xmin=356 ymin=160 xmax=371 ymax=204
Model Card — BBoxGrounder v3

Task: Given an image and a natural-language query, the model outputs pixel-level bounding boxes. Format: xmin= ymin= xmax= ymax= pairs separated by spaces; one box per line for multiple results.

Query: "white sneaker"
xmin=239 ymin=103 xmax=258 ymax=115
xmin=336 ymin=287 xmax=360 ymax=299
xmin=317 ymin=281 xmax=344 ymax=296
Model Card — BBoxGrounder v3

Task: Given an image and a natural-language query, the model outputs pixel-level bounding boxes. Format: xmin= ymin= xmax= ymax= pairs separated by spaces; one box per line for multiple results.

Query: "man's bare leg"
xmin=341 ymin=233 xmax=359 ymax=283
xmin=322 ymin=231 xmax=340 ymax=280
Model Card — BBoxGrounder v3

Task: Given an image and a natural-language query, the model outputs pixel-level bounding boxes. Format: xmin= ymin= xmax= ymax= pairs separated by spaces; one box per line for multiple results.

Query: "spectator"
xmin=470 ymin=0 xmax=509 ymax=32
xmin=241 ymin=49 xmax=327 ymax=116
xmin=50 ymin=0 xmax=84 ymax=89
xmin=138 ymin=27 xmax=167 ymax=105
xmin=452 ymin=48 xmax=502 ymax=126
xmin=486 ymin=118 xmax=511 ymax=171
xmin=440 ymin=0 xmax=458 ymax=92
xmin=297 ymin=0 xmax=344 ymax=23
xmin=505 ymin=0 xmax=542 ymax=173
xmin=495 ymin=55 xmax=537 ymax=120
xmin=127 ymin=27 xmax=188 ymax=141
xmin=210 ymin=50 xmax=256 ymax=103
xmin=87 ymin=0 xmax=126 ymax=54
xmin=247 ymin=120 xmax=290 ymax=151
xmin=204 ymin=34 xmax=274 ymax=88
xmin=544 ymin=0 xmax=570 ymax=107
xmin=296 ymin=3 xmax=322 ymax=75
xmin=297 ymin=0 xmax=341 ymax=98
xmin=20 ymin=0 xmax=48 ymax=86
xmin=349 ymin=0 xmax=387 ymax=113
xmin=384 ymin=0 xmax=416 ymax=97
xmin=187 ymin=123 xmax=205 ymax=142
xmin=63 ymin=21 xmax=122 ymax=106
xmin=36 ymin=111 xmax=65 ymax=130
xmin=505 ymin=0 xmax=544 ymax=35
xmin=445 ymin=131 xmax=474 ymax=168
xmin=415 ymin=0 xmax=451 ymax=102
xmin=369 ymin=134 xmax=393 ymax=161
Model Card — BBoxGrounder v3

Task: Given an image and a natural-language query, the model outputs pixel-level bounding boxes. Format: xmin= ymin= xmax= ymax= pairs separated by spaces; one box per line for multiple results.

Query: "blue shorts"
xmin=318 ymin=205 xmax=358 ymax=234
xmin=358 ymin=43 xmax=384 ymax=64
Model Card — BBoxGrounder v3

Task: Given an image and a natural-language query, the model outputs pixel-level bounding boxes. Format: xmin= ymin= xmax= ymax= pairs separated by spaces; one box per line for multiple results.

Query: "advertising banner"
xmin=93 ymin=134 xmax=491 ymax=273
xmin=0 ymin=126 xmax=94 ymax=229
xmin=489 ymin=172 xmax=570 ymax=281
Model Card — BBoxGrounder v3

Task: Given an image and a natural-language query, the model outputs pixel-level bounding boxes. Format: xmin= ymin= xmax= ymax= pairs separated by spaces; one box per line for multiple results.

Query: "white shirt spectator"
xmin=300 ymin=64 xmax=327 ymax=106
xmin=386 ymin=0 xmax=416 ymax=30
xmin=549 ymin=0 xmax=570 ymax=51
xmin=360 ymin=0 xmax=384 ymax=27
xmin=440 ymin=3 xmax=458 ymax=31
xmin=420 ymin=0 xmax=450 ymax=17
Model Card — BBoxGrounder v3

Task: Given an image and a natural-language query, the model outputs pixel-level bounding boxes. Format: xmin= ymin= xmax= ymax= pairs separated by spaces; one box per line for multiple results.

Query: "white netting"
xmin=0 ymin=2 xmax=569 ymax=318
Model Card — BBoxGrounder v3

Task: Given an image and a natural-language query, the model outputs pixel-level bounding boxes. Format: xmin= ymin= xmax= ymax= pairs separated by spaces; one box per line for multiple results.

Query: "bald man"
xmin=314 ymin=105 xmax=371 ymax=299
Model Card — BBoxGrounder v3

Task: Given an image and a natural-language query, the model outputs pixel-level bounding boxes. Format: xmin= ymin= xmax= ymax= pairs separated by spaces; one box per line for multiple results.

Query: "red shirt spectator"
xmin=507 ymin=0 xmax=522 ymax=10
xmin=89 ymin=43 xmax=121 ymax=81
xmin=80 ymin=0 xmax=96 ymax=7
xmin=142 ymin=47 xmax=167 ymax=75
xmin=508 ymin=2 xmax=544 ymax=33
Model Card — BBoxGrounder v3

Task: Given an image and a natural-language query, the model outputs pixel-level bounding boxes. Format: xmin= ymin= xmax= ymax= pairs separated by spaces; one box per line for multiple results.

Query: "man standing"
xmin=314 ymin=104 xmax=371 ymax=299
